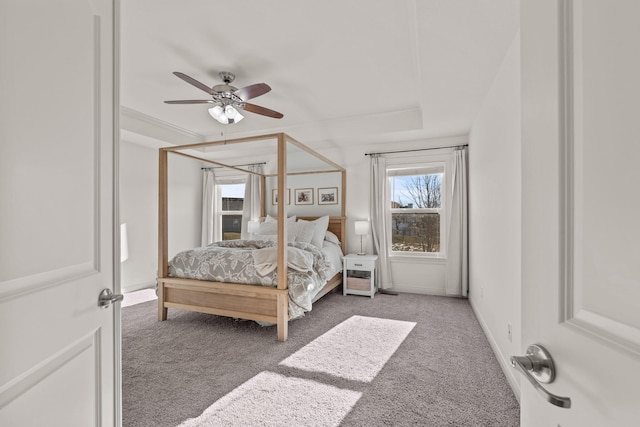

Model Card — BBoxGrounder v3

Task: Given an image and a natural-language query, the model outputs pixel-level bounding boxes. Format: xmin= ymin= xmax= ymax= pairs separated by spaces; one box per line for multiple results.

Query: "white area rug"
xmin=280 ymin=315 xmax=416 ymax=382
xmin=177 ymin=371 xmax=361 ymax=427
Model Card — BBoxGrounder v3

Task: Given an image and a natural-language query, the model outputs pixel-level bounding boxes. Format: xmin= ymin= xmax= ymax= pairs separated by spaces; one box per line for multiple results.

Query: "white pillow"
xmin=293 ymin=221 xmax=316 ymax=245
xmin=253 ymin=234 xmax=277 ymax=242
xmin=324 ymin=230 xmax=341 ymax=246
xmin=258 ymin=221 xmax=277 ymax=235
xmin=298 ymin=216 xmax=330 ymax=249
xmin=264 ymin=215 xmax=296 ymax=223
xmin=257 ymin=221 xmax=297 ymax=242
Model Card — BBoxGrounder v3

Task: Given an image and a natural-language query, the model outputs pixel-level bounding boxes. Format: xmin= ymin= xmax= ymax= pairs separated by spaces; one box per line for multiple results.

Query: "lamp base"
xmin=357 ymin=235 xmax=366 ymax=256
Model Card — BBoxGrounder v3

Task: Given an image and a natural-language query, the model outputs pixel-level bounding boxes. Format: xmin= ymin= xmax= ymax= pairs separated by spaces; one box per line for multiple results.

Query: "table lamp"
xmin=354 ymin=220 xmax=370 ymax=255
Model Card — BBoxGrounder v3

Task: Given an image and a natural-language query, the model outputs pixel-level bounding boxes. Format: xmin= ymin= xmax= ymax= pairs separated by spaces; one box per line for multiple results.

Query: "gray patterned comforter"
xmin=168 ymin=240 xmax=334 ymax=319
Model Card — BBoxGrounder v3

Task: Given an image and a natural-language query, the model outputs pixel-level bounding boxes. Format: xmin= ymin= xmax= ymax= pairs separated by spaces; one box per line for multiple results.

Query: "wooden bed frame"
xmin=157 ymin=133 xmax=347 ymax=341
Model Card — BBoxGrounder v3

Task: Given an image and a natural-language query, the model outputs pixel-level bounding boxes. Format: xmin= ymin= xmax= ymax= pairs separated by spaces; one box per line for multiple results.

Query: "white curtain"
xmin=201 ymin=169 xmax=217 ymax=246
xmin=445 ymin=148 xmax=469 ymax=296
xmin=369 ymin=154 xmax=394 ymax=290
xmin=241 ymin=164 xmax=263 ymax=239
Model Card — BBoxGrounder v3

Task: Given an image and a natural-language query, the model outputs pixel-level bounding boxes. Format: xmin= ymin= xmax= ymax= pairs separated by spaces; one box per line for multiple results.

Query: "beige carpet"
xmin=122 ymin=291 xmax=519 ymax=426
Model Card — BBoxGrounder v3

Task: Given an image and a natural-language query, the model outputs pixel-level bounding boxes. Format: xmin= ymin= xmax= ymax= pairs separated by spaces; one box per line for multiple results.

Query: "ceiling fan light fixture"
xmin=208 ymin=104 xmax=244 ymax=124
xmin=208 ymin=105 xmax=228 ymax=124
xmin=225 ymin=105 xmax=244 ymax=123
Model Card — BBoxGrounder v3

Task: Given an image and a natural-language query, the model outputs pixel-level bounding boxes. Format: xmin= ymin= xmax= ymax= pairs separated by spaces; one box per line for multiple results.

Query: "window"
xmin=218 ymin=182 xmax=244 ymax=240
xmin=388 ymin=165 xmax=445 ymax=256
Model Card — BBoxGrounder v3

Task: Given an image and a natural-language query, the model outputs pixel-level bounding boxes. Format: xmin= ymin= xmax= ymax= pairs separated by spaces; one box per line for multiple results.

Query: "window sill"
xmin=389 ymin=254 xmax=447 ymax=264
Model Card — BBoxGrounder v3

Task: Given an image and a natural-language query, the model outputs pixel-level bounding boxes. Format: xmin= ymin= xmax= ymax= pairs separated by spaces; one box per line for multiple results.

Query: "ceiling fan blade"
xmin=242 ymin=102 xmax=283 ymax=119
xmin=173 ymin=72 xmax=216 ymax=95
xmin=164 ymin=100 xmax=215 ymax=104
xmin=234 ymin=83 xmax=271 ymax=101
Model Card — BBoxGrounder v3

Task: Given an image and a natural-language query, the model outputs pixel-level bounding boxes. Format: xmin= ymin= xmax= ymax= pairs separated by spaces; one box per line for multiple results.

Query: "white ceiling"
xmin=121 ymin=0 xmax=519 ymax=150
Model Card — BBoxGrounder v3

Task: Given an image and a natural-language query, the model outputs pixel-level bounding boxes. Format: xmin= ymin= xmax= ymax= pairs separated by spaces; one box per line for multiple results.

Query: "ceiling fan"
xmin=164 ymin=71 xmax=284 ymax=124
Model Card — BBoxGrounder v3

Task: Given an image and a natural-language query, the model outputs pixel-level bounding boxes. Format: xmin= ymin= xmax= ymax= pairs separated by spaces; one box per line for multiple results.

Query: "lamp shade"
xmin=354 ymin=220 xmax=370 ymax=236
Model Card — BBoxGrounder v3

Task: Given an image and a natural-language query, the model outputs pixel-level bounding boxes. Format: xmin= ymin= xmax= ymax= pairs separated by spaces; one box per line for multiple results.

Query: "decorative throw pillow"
xmin=293 ymin=221 xmax=316 ymax=245
xmin=264 ymin=215 xmax=296 ymax=223
xmin=298 ymin=216 xmax=330 ymax=249
xmin=258 ymin=221 xmax=276 ymax=235
xmin=257 ymin=221 xmax=297 ymax=241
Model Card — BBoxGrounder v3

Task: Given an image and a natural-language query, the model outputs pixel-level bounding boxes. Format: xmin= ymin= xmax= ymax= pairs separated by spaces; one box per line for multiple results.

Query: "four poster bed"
xmin=157 ymin=133 xmax=347 ymax=341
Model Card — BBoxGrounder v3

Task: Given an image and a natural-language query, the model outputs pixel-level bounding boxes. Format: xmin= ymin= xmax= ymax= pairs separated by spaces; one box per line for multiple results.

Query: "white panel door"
xmin=520 ymin=0 xmax=640 ymax=425
xmin=0 ymin=0 xmax=119 ymax=426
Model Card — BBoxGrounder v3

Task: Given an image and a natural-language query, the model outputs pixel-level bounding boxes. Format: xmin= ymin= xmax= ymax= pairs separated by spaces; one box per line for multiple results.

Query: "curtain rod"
xmin=364 ymin=144 xmax=468 ymax=156
xmin=201 ymin=161 xmax=266 ymax=170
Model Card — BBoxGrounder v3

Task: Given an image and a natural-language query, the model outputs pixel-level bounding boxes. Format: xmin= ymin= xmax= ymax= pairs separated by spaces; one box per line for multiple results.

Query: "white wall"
xmin=468 ymin=31 xmax=522 ymax=398
xmin=119 ymin=139 xmax=201 ymax=293
xmin=264 ymin=172 xmax=342 ymax=218
xmin=166 ymin=153 xmax=203 ymax=255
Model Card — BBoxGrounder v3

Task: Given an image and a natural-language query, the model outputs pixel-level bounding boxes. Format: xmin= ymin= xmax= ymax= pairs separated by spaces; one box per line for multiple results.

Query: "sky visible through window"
xmin=222 ymin=184 xmax=245 ymax=199
xmin=390 ymin=176 xmax=414 ymax=205
xmin=390 ymin=174 xmax=442 ymax=207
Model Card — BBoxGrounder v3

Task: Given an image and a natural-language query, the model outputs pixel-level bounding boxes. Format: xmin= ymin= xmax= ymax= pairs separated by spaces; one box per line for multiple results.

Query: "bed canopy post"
xmin=341 ymin=170 xmax=346 ymax=217
xmin=276 ymin=133 xmax=288 ymax=341
xmin=260 ymin=175 xmax=266 ymax=218
xmin=341 ymin=169 xmax=347 ymax=252
xmin=158 ymin=148 xmax=169 ymax=320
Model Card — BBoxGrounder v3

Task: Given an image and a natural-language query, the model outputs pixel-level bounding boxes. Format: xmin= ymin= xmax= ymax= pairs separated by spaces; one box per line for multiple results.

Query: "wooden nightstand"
xmin=343 ymin=254 xmax=378 ymax=298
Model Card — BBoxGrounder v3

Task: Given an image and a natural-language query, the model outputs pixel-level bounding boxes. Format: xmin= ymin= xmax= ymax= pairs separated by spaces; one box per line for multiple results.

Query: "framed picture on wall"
xmin=272 ymin=188 xmax=290 ymax=205
xmin=318 ymin=187 xmax=338 ymax=205
xmin=294 ymin=188 xmax=313 ymax=205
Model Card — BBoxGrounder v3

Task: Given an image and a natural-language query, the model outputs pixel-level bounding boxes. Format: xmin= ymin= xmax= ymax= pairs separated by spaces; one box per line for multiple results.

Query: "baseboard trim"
xmin=391 ymin=284 xmax=447 ymax=296
xmin=122 ymin=280 xmax=156 ymax=295
xmin=469 ymin=297 xmax=521 ymax=404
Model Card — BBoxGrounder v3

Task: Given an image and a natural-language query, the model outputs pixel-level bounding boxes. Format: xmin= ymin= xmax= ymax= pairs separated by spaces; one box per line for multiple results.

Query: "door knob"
xmin=510 ymin=344 xmax=572 ymax=408
xmin=98 ymin=288 xmax=124 ymax=309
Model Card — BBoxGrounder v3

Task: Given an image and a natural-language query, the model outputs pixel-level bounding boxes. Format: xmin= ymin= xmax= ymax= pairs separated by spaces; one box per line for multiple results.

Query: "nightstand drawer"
xmin=346 ymin=277 xmax=371 ymax=291
xmin=345 ymin=258 xmax=375 ymax=270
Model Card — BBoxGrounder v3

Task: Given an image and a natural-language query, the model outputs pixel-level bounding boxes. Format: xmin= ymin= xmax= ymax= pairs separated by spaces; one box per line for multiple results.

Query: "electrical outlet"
xmin=507 ymin=322 xmax=512 ymax=342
